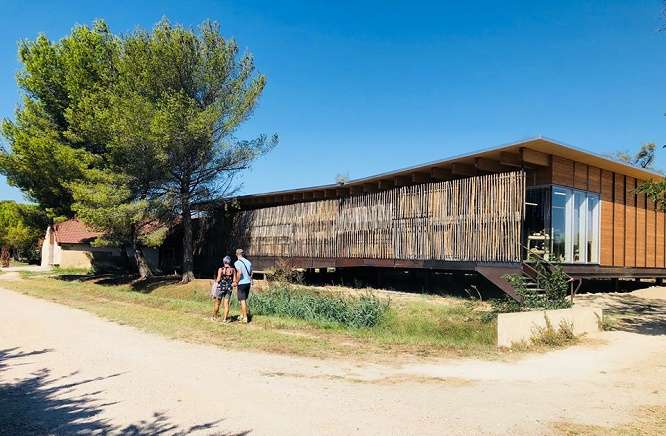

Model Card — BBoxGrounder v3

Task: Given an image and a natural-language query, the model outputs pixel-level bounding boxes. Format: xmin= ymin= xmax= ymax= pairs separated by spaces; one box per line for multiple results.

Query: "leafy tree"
xmin=2 ymin=19 xmax=274 ymax=282
xmin=0 ymin=21 xmax=118 ymax=218
xmin=0 ymin=201 xmax=49 ymax=266
xmin=101 ymin=19 xmax=276 ymax=282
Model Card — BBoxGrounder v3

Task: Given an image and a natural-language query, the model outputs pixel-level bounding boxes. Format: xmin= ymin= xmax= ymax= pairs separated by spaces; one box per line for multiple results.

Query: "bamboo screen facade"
xmin=232 ymin=171 xmax=526 ymax=263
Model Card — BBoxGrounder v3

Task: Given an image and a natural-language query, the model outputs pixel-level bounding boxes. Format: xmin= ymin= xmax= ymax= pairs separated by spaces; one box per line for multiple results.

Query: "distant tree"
xmin=612 ymin=143 xmax=657 ymax=169
xmin=335 ymin=173 xmax=350 ymax=185
xmin=0 ymin=201 xmax=49 ymax=266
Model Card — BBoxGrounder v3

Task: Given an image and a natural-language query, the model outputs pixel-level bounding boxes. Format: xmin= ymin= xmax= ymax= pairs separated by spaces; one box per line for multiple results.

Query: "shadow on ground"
xmin=577 ymin=294 xmax=666 ymax=335
xmin=56 ymin=274 xmax=182 ymax=293
xmin=0 ymin=347 xmax=249 ymax=435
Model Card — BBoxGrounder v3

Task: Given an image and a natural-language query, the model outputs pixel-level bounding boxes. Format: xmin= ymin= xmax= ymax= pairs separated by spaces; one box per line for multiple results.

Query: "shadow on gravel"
xmin=578 ymin=294 xmax=666 ymax=336
xmin=0 ymin=347 xmax=249 ymax=435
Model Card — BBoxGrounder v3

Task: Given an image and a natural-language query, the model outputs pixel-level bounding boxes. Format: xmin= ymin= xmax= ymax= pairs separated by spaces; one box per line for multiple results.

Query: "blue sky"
xmin=1 ymin=0 xmax=666 ymax=203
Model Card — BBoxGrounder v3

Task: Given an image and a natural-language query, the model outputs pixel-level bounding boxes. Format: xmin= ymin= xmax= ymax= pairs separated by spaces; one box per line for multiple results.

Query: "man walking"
xmin=233 ymin=248 xmax=253 ymax=323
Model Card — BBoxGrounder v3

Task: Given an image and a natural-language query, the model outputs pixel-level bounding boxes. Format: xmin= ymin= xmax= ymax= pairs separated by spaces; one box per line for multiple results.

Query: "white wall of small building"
xmin=41 ymin=226 xmax=160 ymax=271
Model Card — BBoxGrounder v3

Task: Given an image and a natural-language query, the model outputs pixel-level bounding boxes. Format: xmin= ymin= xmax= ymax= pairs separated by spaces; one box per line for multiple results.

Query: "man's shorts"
xmin=237 ymin=283 xmax=251 ymax=301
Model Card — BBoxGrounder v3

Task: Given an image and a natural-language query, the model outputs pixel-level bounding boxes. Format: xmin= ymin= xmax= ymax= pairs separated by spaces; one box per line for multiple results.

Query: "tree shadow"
xmin=54 ymin=273 xmax=183 ymax=294
xmin=576 ymin=294 xmax=666 ymax=335
xmin=0 ymin=347 xmax=249 ymax=435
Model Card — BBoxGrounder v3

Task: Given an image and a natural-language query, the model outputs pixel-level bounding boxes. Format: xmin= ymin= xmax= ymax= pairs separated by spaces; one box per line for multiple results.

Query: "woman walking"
xmin=212 ymin=256 xmax=235 ymax=322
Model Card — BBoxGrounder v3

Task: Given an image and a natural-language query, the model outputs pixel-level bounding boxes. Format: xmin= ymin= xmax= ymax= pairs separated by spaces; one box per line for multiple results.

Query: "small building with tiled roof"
xmin=41 ymin=219 xmax=159 ymax=270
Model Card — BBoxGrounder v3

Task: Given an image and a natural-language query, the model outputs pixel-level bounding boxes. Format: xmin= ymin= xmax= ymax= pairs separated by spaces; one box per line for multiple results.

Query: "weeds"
xmin=529 ymin=317 xmax=577 ymax=347
xmin=596 ymin=313 xmax=618 ymax=331
xmin=266 ymin=258 xmax=303 ymax=284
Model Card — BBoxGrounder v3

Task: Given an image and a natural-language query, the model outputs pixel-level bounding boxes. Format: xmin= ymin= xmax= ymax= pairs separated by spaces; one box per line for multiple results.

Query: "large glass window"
xmin=525 ymin=186 xmax=599 ymax=264
xmin=587 ymin=194 xmax=600 ymax=263
xmin=551 ymin=187 xmax=570 ymax=262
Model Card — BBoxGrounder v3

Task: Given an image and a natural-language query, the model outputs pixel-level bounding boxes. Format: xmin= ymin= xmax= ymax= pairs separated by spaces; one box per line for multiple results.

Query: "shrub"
xmin=486 ymin=262 xmax=573 ymax=318
xmin=250 ymin=285 xmax=390 ymax=328
xmin=266 ymin=258 xmax=303 ymax=284
xmin=529 ymin=317 xmax=577 ymax=347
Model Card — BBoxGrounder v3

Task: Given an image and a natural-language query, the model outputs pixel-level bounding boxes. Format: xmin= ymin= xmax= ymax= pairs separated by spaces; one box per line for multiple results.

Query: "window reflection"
xmin=525 ymin=186 xmax=600 ymax=264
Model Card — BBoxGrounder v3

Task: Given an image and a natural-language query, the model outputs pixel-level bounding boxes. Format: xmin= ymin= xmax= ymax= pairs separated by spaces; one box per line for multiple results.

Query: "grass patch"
xmin=0 ymin=272 xmax=498 ymax=360
xmin=251 ymin=286 xmax=390 ymax=328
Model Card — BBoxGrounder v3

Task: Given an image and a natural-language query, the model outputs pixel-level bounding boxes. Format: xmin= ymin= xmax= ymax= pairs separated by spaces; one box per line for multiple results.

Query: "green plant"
xmin=490 ymin=261 xmax=573 ymax=317
xmin=250 ymin=285 xmax=390 ymax=328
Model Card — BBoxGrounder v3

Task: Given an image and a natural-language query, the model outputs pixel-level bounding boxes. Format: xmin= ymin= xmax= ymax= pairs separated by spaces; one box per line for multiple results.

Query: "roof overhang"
xmin=237 ymin=136 xmax=663 ymax=208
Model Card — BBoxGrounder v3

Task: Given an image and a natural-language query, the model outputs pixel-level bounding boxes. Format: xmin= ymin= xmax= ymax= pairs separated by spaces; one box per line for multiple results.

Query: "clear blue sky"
xmin=1 ymin=0 xmax=666 ymax=203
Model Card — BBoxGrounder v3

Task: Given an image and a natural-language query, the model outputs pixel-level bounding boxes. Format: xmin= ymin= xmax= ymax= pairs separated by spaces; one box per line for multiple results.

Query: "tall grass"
xmin=250 ymin=286 xmax=390 ymax=328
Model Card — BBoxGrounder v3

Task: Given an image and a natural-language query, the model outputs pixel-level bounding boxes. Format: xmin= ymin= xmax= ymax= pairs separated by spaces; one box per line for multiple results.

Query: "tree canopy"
xmin=0 ymin=201 xmax=49 ymax=265
xmin=1 ymin=19 xmax=275 ymax=280
xmin=0 ymin=21 xmax=118 ymax=217
xmin=612 ymin=143 xmax=657 ymax=169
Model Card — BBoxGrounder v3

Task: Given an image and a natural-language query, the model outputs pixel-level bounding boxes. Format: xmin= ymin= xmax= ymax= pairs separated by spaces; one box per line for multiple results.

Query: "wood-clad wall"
xmin=600 ymin=170 xmax=614 ymax=266
xmin=613 ymin=175 xmax=625 ymax=267
xmin=625 ymin=177 xmax=636 ymax=267
xmin=552 ymin=156 xmax=665 ymax=268
xmin=233 ymin=172 xmax=526 ymax=263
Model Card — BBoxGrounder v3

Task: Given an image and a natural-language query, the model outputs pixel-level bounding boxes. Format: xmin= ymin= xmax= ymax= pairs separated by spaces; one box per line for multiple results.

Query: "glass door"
xmin=549 ymin=187 xmax=599 ymax=264
xmin=573 ymin=190 xmax=587 ymax=262
xmin=586 ymin=194 xmax=599 ymax=263
xmin=551 ymin=187 xmax=571 ymax=262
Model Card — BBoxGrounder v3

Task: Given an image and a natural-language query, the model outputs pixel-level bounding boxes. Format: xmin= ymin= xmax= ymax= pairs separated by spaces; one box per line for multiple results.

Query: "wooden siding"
xmin=588 ymin=166 xmax=601 ymax=193
xmin=574 ymin=162 xmax=588 ymax=190
xmin=553 ymin=159 xmax=665 ymax=270
xmin=552 ymin=156 xmax=574 ymax=186
xmin=600 ymin=170 xmax=614 ymax=266
xmin=647 ymin=198 xmax=656 ymax=267
xmin=657 ymin=205 xmax=665 ymax=268
xmin=636 ymin=193 xmax=646 ymax=268
xmin=613 ymin=175 xmax=625 ymax=266
xmin=233 ymin=172 xmax=525 ymax=262
xmin=625 ymin=177 xmax=636 ymax=268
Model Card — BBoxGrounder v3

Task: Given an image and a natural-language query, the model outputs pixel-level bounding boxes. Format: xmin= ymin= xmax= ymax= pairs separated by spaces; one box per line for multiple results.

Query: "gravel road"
xmin=1 ymin=282 xmax=665 ymax=435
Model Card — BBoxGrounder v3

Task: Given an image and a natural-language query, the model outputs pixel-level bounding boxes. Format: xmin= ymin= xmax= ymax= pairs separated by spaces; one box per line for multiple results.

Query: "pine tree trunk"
xmin=181 ymin=201 xmax=195 ymax=283
xmin=134 ymin=246 xmax=153 ymax=281
xmin=0 ymin=245 xmax=10 ymax=268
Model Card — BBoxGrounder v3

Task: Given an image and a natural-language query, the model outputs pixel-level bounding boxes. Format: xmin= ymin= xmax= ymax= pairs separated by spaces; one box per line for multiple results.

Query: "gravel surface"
xmin=1 ymin=283 xmax=665 ymax=435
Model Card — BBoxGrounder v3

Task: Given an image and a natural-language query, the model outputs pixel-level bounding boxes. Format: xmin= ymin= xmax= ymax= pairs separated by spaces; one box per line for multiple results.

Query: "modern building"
xmin=226 ymin=137 xmax=666 ymax=299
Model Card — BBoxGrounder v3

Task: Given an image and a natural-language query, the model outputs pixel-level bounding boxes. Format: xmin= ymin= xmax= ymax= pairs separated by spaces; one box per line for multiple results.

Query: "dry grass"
xmin=554 ymin=405 xmax=666 ymax=435
xmin=0 ymin=273 xmax=499 ymax=361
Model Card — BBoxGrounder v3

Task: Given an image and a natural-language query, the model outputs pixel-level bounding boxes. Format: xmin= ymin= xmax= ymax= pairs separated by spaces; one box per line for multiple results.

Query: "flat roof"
xmin=238 ymin=136 xmax=663 ymax=201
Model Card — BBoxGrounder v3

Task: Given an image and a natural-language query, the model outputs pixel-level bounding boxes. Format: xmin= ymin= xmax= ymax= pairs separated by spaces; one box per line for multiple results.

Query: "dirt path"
xmin=1 ymin=287 xmax=665 ymax=435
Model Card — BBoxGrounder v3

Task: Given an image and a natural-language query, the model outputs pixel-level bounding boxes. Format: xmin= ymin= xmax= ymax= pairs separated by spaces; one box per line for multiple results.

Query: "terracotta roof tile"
xmin=53 ymin=219 xmax=102 ymax=244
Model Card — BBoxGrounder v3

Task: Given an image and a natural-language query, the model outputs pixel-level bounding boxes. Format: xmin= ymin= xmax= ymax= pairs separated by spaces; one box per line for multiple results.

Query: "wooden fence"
xmin=232 ymin=171 xmax=525 ymax=262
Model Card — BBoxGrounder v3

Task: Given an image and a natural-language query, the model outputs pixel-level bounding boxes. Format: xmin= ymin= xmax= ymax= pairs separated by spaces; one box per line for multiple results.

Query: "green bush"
xmin=250 ymin=286 xmax=390 ymax=328
xmin=487 ymin=261 xmax=573 ymax=318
